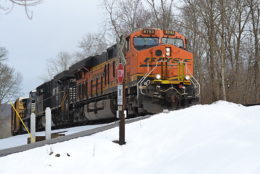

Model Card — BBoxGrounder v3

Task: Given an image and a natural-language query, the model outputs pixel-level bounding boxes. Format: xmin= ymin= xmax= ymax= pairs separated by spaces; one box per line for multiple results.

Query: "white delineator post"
xmin=30 ymin=113 xmax=36 ymax=143
xmin=45 ymin=107 xmax=51 ymax=140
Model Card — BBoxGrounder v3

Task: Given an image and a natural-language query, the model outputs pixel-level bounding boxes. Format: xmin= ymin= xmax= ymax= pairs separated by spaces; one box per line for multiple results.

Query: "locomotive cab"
xmin=124 ymin=29 xmax=199 ymax=114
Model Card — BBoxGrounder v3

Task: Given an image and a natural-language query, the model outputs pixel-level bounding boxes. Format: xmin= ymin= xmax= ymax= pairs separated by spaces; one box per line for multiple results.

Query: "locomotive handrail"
xmin=137 ymin=61 xmax=160 ymax=98
xmin=61 ymin=92 xmax=68 ymax=111
xmin=184 ymin=61 xmax=200 ymax=97
xmin=190 ymin=76 xmax=200 ymax=97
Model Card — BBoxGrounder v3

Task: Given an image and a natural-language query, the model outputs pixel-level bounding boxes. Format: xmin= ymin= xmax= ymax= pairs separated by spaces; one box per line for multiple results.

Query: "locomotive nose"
xmin=165 ymin=47 xmax=171 ymax=56
xmin=153 ymin=46 xmax=172 ymax=58
xmin=155 ymin=49 xmax=163 ymax=57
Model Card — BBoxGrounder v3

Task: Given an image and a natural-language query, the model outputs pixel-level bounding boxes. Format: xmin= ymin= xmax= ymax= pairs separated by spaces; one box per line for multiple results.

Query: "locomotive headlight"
xmin=185 ymin=75 xmax=191 ymax=80
xmin=155 ymin=74 xmax=161 ymax=80
xmin=166 ymin=47 xmax=171 ymax=56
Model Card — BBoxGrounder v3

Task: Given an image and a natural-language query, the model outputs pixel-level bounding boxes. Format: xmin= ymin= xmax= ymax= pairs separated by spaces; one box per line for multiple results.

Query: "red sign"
xmin=117 ymin=63 xmax=124 ymax=84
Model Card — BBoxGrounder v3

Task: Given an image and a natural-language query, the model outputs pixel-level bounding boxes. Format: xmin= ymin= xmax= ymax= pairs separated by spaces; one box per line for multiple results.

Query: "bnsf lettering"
xmin=143 ymin=57 xmax=191 ymax=63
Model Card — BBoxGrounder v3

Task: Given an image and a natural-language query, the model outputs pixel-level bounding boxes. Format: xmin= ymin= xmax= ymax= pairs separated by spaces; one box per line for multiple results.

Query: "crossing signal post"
xmin=117 ymin=63 xmax=126 ymax=145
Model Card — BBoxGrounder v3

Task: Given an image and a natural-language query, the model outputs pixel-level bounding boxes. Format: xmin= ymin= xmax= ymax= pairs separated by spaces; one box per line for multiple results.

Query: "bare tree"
xmin=46 ymin=51 xmax=73 ymax=79
xmin=103 ymin=0 xmax=151 ymax=38
xmin=0 ymin=47 xmax=8 ymax=62
xmin=0 ymin=0 xmax=42 ymax=19
xmin=180 ymin=0 xmax=260 ymax=104
xmin=146 ymin=0 xmax=175 ymax=30
xmin=76 ymin=32 xmax=109 ymax=60
xmin=0 ymin=63 xmax=22 ymax=104
xmin=219 ymin=0 xmax=227 ymax=100
xmin=247 ymin=0 xmax=260 ymax=103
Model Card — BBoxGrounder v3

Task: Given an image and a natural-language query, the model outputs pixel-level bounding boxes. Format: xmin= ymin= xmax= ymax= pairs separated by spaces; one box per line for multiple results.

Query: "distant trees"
xmin=46 ymin=51 xmax=74 ymax=80
xmin=102 ymin=0 xmax=259 ymax=104
xmin=0 ymin=47 xmax=8 ymax=62
xmin=103 ymin=0 xmax=176 ymax=39
xmin=45 ymin=32 xmax=109 ymax=80
xmin=180 ymin=0 xmax=260 ymax=104
xmin=103 ymin=0 xmax=151 ymax=38
xmin=247 ymin=0 xmax=260 ymax=103
xmin=40 ymin=0 xmax=259 ymax=104
xmin=76 ymin=32 xmax=109 ymax=60
xmin=146 ymin=0 xmax=175 ymax=30
xmin=0 ymin=48 xmax=22 ymax=104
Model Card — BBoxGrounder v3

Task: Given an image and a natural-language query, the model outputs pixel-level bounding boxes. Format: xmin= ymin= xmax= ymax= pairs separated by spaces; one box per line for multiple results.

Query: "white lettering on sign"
xmin=118 ymin=70 xmax=124 ymax=77
xmin=117 ymin=85 xmax=123 ymax=105
xmin=117 ymin=63 xmax=124 ymax=84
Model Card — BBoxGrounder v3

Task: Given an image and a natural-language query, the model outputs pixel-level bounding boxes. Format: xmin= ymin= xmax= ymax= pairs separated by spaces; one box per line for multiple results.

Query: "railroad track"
xmin=0 ymin=115 xmax=151 ymax=158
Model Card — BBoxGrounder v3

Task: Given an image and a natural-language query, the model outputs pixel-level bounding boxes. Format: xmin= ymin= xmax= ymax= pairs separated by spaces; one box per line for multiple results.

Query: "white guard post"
xmin=45 ymin=107 xmax=52 ymax=140
xmin=30 ymin=113 xmax=36 ymax=143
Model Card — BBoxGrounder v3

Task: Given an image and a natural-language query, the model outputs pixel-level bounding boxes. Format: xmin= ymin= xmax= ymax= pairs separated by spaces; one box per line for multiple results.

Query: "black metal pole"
xmin=119 ymin=83 xmax=126 ymax=145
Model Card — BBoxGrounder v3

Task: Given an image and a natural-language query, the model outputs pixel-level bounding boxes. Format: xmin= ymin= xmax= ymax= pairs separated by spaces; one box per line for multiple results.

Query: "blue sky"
xmin=0 ymin=0 xmax=104 ymax=96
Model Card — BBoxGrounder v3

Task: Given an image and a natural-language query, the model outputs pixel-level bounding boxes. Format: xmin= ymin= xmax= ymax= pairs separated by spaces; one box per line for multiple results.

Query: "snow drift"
xmin=0 ymin=101 xmax=260 ymax=174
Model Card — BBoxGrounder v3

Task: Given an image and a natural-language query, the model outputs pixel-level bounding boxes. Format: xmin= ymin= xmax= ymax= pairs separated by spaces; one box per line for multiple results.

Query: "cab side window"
xmin=124 ymin=37 xmax=130 ymax=53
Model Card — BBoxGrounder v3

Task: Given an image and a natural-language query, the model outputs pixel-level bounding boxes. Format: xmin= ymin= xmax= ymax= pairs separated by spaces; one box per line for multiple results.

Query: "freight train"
xmin=11 ymin=28 xmax=199 ymax=135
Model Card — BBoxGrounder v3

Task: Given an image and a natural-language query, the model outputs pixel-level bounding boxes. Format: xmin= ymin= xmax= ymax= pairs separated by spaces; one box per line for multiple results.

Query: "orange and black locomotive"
xmin=11 ymin=29 xmax=199 ymax=135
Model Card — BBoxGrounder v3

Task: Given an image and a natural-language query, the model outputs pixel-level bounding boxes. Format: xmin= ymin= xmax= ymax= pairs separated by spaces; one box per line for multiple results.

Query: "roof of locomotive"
xmin=69 ymin=51 xmax=109 ymax=74
xmin=36 ymin=80 xmax=51 ymax=89
xmin=35 ymin=45 xmax=116 ymax=91
xmin=54 ymin=70 xmax=74 ymax=81
xmin=69 ymin=56 xmax=94 ymax=73
xmin=129 ymin=28 xmax=186 ymax=39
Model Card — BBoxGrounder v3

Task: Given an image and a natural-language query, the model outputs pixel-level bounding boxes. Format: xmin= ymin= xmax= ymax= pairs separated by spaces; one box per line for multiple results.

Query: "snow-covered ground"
xmin=0 ymin=124 xmax=107 ymax=150
xmin=0 ymin=101 xmax=260 ymax=174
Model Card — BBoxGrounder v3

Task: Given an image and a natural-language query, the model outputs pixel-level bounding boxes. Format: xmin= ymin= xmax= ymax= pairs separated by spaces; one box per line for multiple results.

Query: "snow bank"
xmin=0 ymin=124 xmax=106 ymax=150
xmin=0 ymin=101 xmax=260 ymax=174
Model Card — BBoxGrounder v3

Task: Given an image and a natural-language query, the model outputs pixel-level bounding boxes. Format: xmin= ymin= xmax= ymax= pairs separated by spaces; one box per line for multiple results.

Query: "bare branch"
xmin=0 ymin=0 xmax=42 ymax=19
xmin=0 ymin=47 xmax=8 ymax=62
xmin=46 ymin=51 xmax=74 ymax=80
xmin=76 ymin=32 xmax=108 ymax=60
xmin=0 ymin=63 xmax=22 ymax=104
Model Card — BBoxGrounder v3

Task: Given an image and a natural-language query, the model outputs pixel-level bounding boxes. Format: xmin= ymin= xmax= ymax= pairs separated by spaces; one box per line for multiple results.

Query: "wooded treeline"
xmin=45 ymin=0 xmax=260 ymax=104
xmin=1 ymin=0 xmax=258 ymax=104
xmin=180 ymin=0 xmax=260 ymax=104
xmin=0 ymin=48 xmax=21 ymax=104
xmin=102 ymin=0 xmax=260 ymax=104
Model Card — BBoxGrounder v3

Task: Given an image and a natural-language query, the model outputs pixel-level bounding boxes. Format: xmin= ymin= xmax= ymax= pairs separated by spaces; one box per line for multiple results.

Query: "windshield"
xmin=134 ymin=37 xmax=159 ymax=50
xmin=162 ymin=38 xmax=184 ymax=48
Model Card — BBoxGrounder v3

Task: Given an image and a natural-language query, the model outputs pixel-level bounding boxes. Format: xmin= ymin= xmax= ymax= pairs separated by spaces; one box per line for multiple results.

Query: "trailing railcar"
xmin=11 ymin=98 xmax=29 ymax=135
xmin=11 ymin=28 xmax=199 ymax=135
